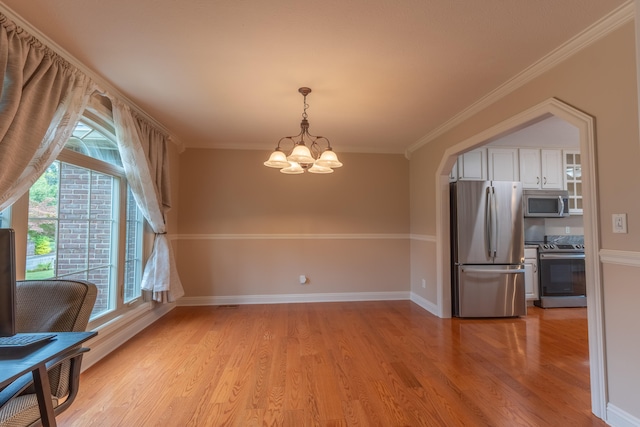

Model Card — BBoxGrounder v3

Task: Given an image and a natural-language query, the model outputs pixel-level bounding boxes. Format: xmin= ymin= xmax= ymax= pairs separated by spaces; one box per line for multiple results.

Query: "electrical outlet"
xmin=421 ymin=278 xmax=426 ymax=288
xmin=612 ymin=213 xmax=628 ymax=234
xmin=565 ymin=226 xmax=571 ymax=234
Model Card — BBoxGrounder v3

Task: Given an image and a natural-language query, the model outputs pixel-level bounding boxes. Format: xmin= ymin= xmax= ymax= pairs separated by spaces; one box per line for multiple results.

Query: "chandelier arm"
xmin=277 ymin=136 xmax=299 ymax=152
xmin=302 ymin=126 xmax=331 ymax=147
xmin=309 ymin=136 xmax=331 ymax=159
xmin=311 ymin=136 xmax=332 ymax=148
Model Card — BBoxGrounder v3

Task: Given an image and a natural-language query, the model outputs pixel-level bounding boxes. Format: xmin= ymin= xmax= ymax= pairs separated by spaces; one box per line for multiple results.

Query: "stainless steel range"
xmin=534 ymin=242 xmax=586 ymax=308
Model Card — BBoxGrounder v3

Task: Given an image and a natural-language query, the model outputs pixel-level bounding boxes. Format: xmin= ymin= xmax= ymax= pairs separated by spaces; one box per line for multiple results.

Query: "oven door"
xmin=538 ymin=252 xmax=586 ymax=297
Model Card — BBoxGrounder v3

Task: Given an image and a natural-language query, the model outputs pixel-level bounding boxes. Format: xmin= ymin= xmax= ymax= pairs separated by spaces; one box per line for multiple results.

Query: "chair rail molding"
xmin=174 ymin=233 xmax=410 ymax=240
xmin=599 ymin=249 xmax=640 ymax=267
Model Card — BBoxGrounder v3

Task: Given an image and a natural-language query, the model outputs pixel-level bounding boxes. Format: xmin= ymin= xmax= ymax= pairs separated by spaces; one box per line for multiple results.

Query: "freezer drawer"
xmin=455 ymin=265 xmax=526 ymax=317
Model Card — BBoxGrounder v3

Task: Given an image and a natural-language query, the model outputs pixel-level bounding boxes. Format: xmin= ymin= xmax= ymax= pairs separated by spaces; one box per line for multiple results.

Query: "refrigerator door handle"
xmin=461 ymin=267 xmax=526 ymax=274
xmin=490 ymin=186 xmax=498 ymax=257
xmin=485 ymin=186 xmax=492 ymax=258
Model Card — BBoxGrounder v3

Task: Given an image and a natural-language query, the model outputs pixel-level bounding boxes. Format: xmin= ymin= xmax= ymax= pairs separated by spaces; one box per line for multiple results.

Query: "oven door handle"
xmin=461 ymin=267 xmax=525 ymax=274
xmin=539 ymin=253 xmax=585 ymax=260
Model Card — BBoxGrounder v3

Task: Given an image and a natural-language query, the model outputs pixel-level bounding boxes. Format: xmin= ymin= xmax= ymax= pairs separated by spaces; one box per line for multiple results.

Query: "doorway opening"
xmin=434 ymin=98 xmax=605 ymax=417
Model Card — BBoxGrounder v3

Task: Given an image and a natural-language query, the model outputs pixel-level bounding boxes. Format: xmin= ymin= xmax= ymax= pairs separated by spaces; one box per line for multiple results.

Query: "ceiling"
xmin=488 ymin=116 xmax=579 ymax=149
xmin=0 ymin=0 xmax=628 ymax=154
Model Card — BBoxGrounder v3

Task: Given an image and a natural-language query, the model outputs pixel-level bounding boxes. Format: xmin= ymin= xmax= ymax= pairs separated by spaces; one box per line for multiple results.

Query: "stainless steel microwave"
xmin=523 ymin=190 xmax=570 ymax=217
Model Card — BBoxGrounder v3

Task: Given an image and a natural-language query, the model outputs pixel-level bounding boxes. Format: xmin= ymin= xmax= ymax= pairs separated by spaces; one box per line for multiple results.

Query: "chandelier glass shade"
xmin=264 ymin=87 xmax=343 ymax=174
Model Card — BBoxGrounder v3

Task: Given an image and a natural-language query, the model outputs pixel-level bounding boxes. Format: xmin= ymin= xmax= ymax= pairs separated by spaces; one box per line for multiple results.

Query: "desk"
xmin=0 ymin=332 xmax=97 ymax=427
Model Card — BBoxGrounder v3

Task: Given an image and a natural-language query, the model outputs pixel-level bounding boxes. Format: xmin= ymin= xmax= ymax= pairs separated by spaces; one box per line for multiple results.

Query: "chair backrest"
xmin=15 ymin=280 xmax=97 ymax=398
xmin=16 ymin=279 xmax=97 ymax=333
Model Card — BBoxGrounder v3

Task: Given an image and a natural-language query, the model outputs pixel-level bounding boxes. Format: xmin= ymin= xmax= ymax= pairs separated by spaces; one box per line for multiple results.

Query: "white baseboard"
xmin=410 ymin=292 xmax=439 ymax=316
xmin=607 ymin=403 xmax=640 ymax=427
xmin=81 ymin=302 xmax=175 ymax=371
xmin=177 ymin=291 xmax=411 ymax=306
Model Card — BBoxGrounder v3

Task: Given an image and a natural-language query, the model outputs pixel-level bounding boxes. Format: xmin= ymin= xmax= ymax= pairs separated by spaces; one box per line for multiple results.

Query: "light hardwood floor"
xmin=59 ymin=302 xmax=607 ymax=426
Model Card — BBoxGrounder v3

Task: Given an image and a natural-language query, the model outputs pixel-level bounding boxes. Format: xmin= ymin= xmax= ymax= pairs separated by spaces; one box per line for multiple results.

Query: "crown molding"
xmin=405 ymin=0 xmax=634 ymax=158
xmin=0 ymin=1 xmax=185 ymax=153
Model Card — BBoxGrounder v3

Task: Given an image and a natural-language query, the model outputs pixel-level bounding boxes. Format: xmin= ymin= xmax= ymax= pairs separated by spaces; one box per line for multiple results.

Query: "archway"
xmin=434 ymin=97 xmax=606 ymax=417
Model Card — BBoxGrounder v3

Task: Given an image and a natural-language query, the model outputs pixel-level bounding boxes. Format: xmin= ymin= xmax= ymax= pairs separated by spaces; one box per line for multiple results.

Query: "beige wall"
xmin=409 ymin=239 xmax=438 ymax=304
xmin=165 ymin=142 xmax=181 ymax=234
xmin=409 ymin=22 xmax=640 ymax=420
xmin=176 ymin=149 xmax=410 ymax=299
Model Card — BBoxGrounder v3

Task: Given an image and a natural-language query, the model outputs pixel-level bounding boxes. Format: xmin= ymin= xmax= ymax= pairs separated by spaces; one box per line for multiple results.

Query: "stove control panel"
xmin=539 ymin=243 xmax=584 ymax=252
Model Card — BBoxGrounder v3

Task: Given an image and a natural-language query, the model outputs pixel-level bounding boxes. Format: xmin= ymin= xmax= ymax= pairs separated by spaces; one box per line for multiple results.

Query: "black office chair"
xmin=0 ymin=279 xmax=97 ymax=427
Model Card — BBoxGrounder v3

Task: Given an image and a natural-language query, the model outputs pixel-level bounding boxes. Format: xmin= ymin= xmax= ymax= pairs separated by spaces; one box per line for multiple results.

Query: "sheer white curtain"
xmin=0 ymin=13 xmax=95 ymax=210
xmin=111 ymin=99 xmax=184 ymax=303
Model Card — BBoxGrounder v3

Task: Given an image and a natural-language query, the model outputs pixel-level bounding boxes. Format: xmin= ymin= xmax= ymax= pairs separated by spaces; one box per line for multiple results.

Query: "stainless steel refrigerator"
xmin=450 ymin=180 xmax=526 ymax=317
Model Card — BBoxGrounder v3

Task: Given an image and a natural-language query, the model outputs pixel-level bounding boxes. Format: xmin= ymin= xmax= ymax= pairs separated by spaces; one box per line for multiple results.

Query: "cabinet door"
xmin=541 ymin=149 xmax=563 ymax=189
xmin=524 ymin=248 xmax=539 ymax=300
xmin=487 ymin=148 xmax=519 ymax=181
xmin=524 ymin=263 xmax=534 ymax=299
xmin=563 ymin=150 xmax=582 ymax=214
xmin=524 ymin=260 xmax=539 ymax=300
xmin=457 ymin=148 xmax=487 ymax=181
xmin=519 ymin=148 xmax=541 ymax=189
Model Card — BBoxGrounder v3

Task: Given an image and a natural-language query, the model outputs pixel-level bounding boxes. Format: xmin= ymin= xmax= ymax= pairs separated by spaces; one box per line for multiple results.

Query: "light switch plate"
xmin=612 ymin=213 xmax=627 ymax=234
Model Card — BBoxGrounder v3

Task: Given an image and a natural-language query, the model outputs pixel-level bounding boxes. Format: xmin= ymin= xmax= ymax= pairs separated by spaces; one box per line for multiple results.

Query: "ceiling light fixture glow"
xmin=264 ymin=87 xmax=343 ymax=174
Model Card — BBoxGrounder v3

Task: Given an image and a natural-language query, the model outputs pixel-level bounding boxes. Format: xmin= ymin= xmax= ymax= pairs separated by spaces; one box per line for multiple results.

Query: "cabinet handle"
xmin=536 ymin=177 xmax=539 ymax=185
xmin=533 ymin=263 xmax=537 ymax=274
xmin=543 ymin=177 xmax=547 ymax=185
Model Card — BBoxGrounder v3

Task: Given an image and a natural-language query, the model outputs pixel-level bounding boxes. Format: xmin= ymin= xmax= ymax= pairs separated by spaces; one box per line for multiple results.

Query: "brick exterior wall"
xmin=57 ymin=164 xmax=114 ymax=315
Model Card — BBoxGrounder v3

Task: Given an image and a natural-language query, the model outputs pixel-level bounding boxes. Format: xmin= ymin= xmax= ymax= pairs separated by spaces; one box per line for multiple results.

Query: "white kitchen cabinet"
xmin=518 ymin=148 xmax=563 ymax=189
xmin=457 ymin=148 xmax=487 ymax=181
xmin=518 ymin=149 xmax=541 ymax=189
xmin=487 ymin=148 xmax=519 ymax=181
xmin=563 ymin=150 xmax=583 ymax=214
xmin=540 ymin=149 xmax=563 ymax=189
xmin=524 ymin=247 xmax=539 ymax=301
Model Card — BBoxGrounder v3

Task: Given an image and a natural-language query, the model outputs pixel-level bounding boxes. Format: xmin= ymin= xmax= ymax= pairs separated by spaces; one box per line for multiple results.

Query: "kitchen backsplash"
xmin=524 ymin=216 xmax=584 ymax=242
xmin=544 ymin=234 xmax=584 ymax=244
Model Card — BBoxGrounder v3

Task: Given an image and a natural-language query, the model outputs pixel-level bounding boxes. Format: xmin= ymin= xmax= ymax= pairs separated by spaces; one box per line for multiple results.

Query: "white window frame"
xmin=14 ymin=99 xmax=147 ymax=329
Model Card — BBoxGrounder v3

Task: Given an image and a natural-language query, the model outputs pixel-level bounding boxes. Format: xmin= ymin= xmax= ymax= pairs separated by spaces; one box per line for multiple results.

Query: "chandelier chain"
xmin=302 ymin=94 xmax=309 ymax=120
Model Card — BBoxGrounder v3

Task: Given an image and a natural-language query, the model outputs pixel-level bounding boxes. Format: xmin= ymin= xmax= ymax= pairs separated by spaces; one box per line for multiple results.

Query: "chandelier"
xmin=264 ymin=87 xmax=343 ymax=174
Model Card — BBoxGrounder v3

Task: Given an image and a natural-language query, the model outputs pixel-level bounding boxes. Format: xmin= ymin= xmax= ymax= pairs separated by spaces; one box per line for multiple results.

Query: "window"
xmin=0 ymin=207 xmax=10 ymax=228
xmin=25 ymin=108 xmax=144 ymax=325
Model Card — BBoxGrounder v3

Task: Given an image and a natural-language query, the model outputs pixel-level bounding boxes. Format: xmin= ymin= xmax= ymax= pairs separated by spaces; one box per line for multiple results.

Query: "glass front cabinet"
xmin=563 ymin=150 xmax=582 ymax=214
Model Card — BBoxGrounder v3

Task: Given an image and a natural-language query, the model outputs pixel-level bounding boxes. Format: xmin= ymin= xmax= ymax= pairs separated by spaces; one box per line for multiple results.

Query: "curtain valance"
xmin=0 ymin=12 xmax=96 ymax=210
